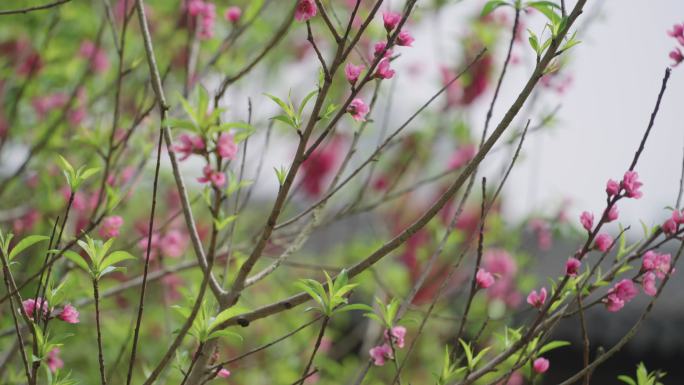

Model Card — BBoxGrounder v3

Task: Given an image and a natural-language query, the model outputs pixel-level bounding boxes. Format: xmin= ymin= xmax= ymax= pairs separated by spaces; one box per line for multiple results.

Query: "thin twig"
xmin=0 ymin=0 xmax=71 ymax=15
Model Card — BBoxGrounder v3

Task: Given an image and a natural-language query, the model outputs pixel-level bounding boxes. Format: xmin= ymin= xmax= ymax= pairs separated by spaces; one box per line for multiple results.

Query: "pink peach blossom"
xmin=345 ymin=63 xmax=363 ymax=85
xmin=526 ymin=287 xmax=547 ymax=308
xmin=295 ymin=0 xmax=317 ymax=22
xmin=662 ymin=218 xmax=677 ymax=235
xmin=384 ymin=326 xmax=406 ymax=348
xmin=606 ymin=179 xmax=620 ymax=196
xmin=533 ymin=357 xmax=549 ymax=373
xmin=373 ymin=41 xmax=392 ymax=58
xmin=670 ymin=47 xmax=684 ymax=66
xmin=173 ymin=134 xmax=206 ymax=161
xmin=197 ymin=164 xmax=226 ymax=187
xmin=47 ymin=348 xmax=63 ymax=373
xmin=347 ymin=98 xmax=369 ymax=121
xmin=382 ymin=11 xmax=401 ymax=32
xmin=594 ymin=233 xmax=613 ymax=252
xmin=565 ymin=257 xmax=581 ymax=276
xmin=58 ymin=304 xmax=80 ymax=324
xmin=605 ymin=205 xmax=619 ymax=222
xmin=160 ymin=229 xmax=188 ymax=258
xmin=217 ymin=368 xmax=231 ymax=378
xmin=369 ymin=344 xmax=393 ymax=366
xmin=99 ymin=215 xmax=124 ymax=239
xmin=216 ymin=132 xmax=238 ymax=159
xmin=642 ymin=272 xmax=657 ymax=296
xmin=476 ymin=268 xmax=495 ymax=289
xmin=612 ymin=279 xmax=639 ymax=302
xmin=396 ymin=30 xmax=414 ymax=46
xmin=579 ymin=211 xmax=593 ymax=231
xmin=224 ymin=6 xmax=241 ymax=23
xmin=22 ymin=298 xmax=49 ymax=320
xmin=621 ymin=171 xmax=643 ymax=199
xmin=375 ymin=57 xmax=395 ymax=79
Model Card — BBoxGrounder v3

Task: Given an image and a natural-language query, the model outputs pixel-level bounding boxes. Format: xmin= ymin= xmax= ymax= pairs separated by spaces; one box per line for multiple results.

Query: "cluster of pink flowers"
xmin=641 ymin=251 xmax=672 ymax=296
xmin=295 ymin=0 xmax=317 ymax=22
xmin=99 ymin=215 xmax=124 ymax=239
xmin=22 ymin=298 xmax=80 ymax=324
xmin=174 ymin=134 xmax=206 ymax=161
xmin=667 ymin=22 xmax=684 ymax=66
xmin=137 ymin=228 xmax=189 ymax=261
xmin=369 ymin=326 xmax=406 ymax=366
xmin=604 ymin=279 xmax=639 ymax=312
xmin=32 ymin=89 xmax=88 ymax=126
xmin=173 ymin=132 xmax=237 ymax=187
xmin=0 ymin=39 xmax=43 ymax=76
xmin=343 ymin=11 xmax=414 ymax=121
xmin=32 ymin=93 xmax=68 ymax=119
xmin=188 ymin=0 xmax=217 ymax=39
xmin=662 ymin=209 xmax=684 ymax=235
xmin=482 ymin=249 xmax=520 ymax=307
xmin=78 ymin=40 xmax=109 ymax=74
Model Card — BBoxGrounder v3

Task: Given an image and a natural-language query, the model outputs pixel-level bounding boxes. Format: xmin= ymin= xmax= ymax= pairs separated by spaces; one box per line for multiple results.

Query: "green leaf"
xmin=8 ymin=235 xmax=49 ymax=261
xmin=471 ymin=346 xmax=491 ymax=368
xmin=206 ymin=329 xmax=243 ymax=342
xmin=214 ymin=215 xmax=238 ymax=231
xmin=197 ymin=86 xmax=210 ymax=125
xmin=335 ymin=303 xmax=374 ymax=313
xmin=264 ymin=93 xmax=294 ymax=117
xmin=179 ymin=96 xmax=198 ymax=124
xmin=56 ymin=155 xmax=75 ymax=176
xmin=297 ymin=89 xmax=318 ymax=118
xmin=78 ymin=167 xmax=100 ymax=181
xmin=274 ymin=166 xmax=288 ymax=185
xmin=617 ymin=375 xmax=637 ymax=385
xmin=295 ymin=281 xmax=325 ymax=309
xmin=100 ymin=250 xmax=136 ymax=271
xmin=208 ymin=305 xmax=248 ymax=332
xmin=527 ymin=1 xmax=561 ymax=25
xmin=481 ymin=0 xmax=509 ymax=16
xmin=528 ymin=29 xmax=540 ymax=53
xmin=172 ymin=305 xmax=191 ymax=319
xmin=63 ymin=250 xmax=91 ymax=273
xmin=321 ymin=103 xmax=338 ymax=120
xmin=164 ymin=118 xmax=197 ymax=131
xmin=538 ymin=340 xmax=570 ymax=355
xmin=459 ymin=339 xmax=474 ymax=369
